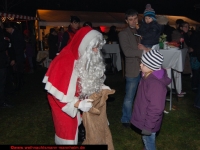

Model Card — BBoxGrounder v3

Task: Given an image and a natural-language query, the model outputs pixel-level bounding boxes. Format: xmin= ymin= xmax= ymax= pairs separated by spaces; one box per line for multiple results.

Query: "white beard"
xmin=75 ymin=49 xmax=106 ymax=99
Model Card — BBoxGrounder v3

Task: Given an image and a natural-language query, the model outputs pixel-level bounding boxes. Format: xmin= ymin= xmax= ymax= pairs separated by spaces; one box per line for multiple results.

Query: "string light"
xmin=7 ymin=17 xmax=14 ymax=20
xmin=1 ymin=17 xmax=6 ymax=22
xmin=1 ymin=16 xmax=15 ymax=22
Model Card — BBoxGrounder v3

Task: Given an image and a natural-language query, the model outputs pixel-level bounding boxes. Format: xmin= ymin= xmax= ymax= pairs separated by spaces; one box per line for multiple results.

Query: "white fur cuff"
xmin=61 ymin=97 xmax=79 ymax=118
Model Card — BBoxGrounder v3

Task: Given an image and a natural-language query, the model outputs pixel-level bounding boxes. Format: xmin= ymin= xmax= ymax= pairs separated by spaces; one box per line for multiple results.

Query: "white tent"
xmin=35 ymin=9 xmax=129 ymax=41
xmin=35 ymin=9 xmax=200 ymax=41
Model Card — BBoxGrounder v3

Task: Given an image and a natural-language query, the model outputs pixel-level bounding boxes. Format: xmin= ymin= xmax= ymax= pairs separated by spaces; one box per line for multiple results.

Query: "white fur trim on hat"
xmin=78 ymin=30 xmax=101 ymax=57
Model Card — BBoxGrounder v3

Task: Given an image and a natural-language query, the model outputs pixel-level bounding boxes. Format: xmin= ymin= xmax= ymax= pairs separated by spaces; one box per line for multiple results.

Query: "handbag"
xmin=190 ymin=56 xmax=200 ymax=70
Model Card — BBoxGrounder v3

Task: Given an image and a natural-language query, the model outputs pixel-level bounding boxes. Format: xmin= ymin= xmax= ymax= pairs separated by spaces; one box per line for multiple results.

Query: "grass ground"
xmin=0 ymin=66 xmax=200 ymax=150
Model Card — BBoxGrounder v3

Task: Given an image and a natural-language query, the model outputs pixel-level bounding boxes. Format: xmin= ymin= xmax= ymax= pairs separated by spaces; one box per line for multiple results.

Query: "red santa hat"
xmin=43 ymin=26 xmax=103 ymax=103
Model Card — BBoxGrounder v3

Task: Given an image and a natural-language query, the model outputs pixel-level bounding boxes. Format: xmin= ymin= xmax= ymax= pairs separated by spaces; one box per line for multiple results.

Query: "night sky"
xmin=1 ymin=0 xmax=200 ymax=21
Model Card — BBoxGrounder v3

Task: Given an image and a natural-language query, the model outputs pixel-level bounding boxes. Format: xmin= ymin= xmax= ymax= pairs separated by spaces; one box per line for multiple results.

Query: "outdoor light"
xmin=1 ymin=17 xmax=6 ymax=22
xmin=7 ymin=16 xmax=14 ymax=20
xmin=1 ymin=16 xmax=14 ymax=22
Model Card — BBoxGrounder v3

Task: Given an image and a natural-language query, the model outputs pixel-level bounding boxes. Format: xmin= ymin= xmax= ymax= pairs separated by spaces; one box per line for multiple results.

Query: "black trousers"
xmin=191 ymin=68 xmax=200 ymax=89
xmin=0 ymin=68 xmax=6 ymax=105
xmin=13 ymin=61 xmax=24 ymax=90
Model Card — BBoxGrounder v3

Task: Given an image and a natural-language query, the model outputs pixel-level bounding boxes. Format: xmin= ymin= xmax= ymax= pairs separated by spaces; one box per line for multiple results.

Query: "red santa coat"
xmin=42 ymin=26 xmax=103 ymax=144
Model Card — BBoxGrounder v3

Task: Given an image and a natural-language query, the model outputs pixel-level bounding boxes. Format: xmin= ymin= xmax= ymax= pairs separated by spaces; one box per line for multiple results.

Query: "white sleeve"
xmin=61 ymin=97 xmax=79 ymax=118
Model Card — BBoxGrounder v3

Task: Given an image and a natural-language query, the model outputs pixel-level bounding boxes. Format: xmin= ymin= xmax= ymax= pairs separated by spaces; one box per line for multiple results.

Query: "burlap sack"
xmin=82 ymin=89 xmax=115 ymax=150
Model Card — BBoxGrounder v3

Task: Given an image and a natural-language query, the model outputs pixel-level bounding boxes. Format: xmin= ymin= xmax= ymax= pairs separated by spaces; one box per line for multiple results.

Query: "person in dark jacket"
xmin=4 ymin=22 xmax=26 ymax=91
xmin=107 ymin=25 xmax=119 ymax=43
xmin=186 ymin=28 xmax=200 ymax=91
xmin=137 ymin=4 xmax=162 ymax=48
xmin=60 ymin=16 xmax=80 ymax=51
xmin=0 ymin=21 xmax=13 ymax=108
xmin=189 ymin=30 xmax=200 ymax=108
xmin=157 ymin=15 xmax=175 ymax=42
xmin=118 ymin=9 xmax=144 ymax=128
xmin=131 ymin=50 xmax=171 ymax=150
xmin=47 ymin=28 xmax=58 ymax=60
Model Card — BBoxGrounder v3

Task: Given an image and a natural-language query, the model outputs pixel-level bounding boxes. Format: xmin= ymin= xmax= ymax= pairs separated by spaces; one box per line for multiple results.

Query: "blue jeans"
xmin=142 ymin=133 xmax=156 ymax=150
xmin=121 ymin=74 xmax=141 ymax=123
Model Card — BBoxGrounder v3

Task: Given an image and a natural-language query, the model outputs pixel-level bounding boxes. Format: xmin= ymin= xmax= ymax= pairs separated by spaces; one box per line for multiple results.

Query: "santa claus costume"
xmin=42 ymin=26 xmax=106 ymax=145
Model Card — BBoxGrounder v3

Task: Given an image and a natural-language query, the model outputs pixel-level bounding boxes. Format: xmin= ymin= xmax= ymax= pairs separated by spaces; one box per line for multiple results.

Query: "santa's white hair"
xmin=75 ymin=33 xmax=106 ymax=99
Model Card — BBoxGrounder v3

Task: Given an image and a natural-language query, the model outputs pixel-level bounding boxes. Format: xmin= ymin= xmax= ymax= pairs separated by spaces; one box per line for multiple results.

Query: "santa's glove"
xmin=78 ymin=99 xmax=93 ymax=112
xmin=141 ymin=129 xmax=151 ymax=136
xmin=101 ymin=84 xmax=111 ymax=90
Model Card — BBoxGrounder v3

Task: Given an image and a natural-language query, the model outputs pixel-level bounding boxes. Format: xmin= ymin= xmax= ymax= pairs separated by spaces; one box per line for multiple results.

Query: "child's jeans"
xmin=142 ymin=132 xmax=156 ymax=150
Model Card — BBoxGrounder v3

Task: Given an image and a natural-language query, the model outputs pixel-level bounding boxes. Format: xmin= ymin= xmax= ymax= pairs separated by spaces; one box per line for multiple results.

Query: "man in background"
xmin=60 ymin=16 xmax=80 ymax=51
xmin=118 ymin=9 xmax=143 ymax=127
xmin=0 ymin=21 xmax=13 ymax=108
xmin=47 ymin=28 xmax=58 ymax=60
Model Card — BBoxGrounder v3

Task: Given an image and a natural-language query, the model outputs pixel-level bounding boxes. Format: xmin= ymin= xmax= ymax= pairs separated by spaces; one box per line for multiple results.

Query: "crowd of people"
xmin=118 ymin=4 xmax=200 ymax=150
xmin=0 ymin=21 xmax=36 ymax=108
xmin=46 ymin=16 xmax=118 ymax=62
xmin=42 ymin=5 xmax=172 ymax=149
xmin=1 ymin=3 xmax=200 ymax=150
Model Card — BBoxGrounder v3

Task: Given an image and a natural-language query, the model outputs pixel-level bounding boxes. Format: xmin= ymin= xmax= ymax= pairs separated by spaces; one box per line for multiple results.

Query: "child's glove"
xmin=141 ymin=129 xmax=151 ymax=136
xmin=78 ymin=99 xmax=93 ymax=112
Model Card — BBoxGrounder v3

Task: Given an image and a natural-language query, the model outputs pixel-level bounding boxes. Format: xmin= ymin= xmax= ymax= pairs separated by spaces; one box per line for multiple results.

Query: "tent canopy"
xmin=36 ymin=9 xmax=128 ymax=28
xmin=36 ymin=9 xmax=200 ymax=28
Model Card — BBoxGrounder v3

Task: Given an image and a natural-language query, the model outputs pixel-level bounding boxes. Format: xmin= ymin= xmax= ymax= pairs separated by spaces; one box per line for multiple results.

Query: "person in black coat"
xmin=0 ymin=21 xmax=13 ymax=108
xmin=47 ymin=28 xmax=58 ymax=60
xmin=157 ymin=15 xmax=175 ymax=42
xmin=186 ymin=29 xmax=200 ymax=91
xmin=188 ymin=30 xmax=200 ymax=108
xmin=4 ymin=22 xmax=26 ymax=91
xmin=107 ymin=25 xmax=119 ymax=43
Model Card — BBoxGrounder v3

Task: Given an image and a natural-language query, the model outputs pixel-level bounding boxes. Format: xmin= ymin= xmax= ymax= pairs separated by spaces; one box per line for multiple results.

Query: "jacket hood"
xmin=152 ymin=69 xmax=171 ymax=86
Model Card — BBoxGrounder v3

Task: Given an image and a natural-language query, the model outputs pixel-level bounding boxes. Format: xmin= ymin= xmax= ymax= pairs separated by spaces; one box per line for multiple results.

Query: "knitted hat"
xmin=141 ymin=50 xmax=164 ymax=70
xmin=143 ymin=4 xmax=156 ymax=21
